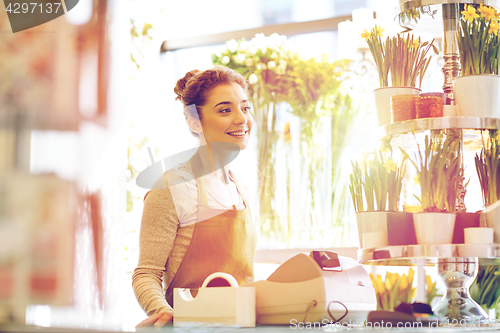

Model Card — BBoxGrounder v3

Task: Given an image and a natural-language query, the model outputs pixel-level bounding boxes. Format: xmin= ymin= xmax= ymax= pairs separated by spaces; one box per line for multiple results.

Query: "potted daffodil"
xmin=455 ymin=4 xmax=500 ymax=118
xmin=475 ymin=130 xmax=500 ymax=243
xmin=400 ymin=130 xmax=462 ymax=245
xmin=362 ymin=25 xmax=438 ymax=126
xmin=350 ymin=138 xmax=414 ymax=248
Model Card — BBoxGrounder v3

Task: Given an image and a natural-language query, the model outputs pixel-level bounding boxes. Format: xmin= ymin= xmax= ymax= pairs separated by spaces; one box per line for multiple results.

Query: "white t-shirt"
xmin=166 ymin=163 xmax=246 ymax=227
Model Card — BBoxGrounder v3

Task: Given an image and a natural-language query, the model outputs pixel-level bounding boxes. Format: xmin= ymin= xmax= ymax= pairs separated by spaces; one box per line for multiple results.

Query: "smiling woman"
xmin=191 ymin=82 xmax=254 ymax=150
xmin=132 ymin=66 xmax=257 ymax=327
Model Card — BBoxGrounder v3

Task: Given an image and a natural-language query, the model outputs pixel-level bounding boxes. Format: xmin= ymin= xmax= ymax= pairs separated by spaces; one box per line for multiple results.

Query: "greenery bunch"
xmin=400 ymin=130 xmax=463 ymax=213
xmin=457 ymin=4 xmax=500 ymax=75
xmin=349 ymin=139 xmax=407 ymax=212
xmin=475 ymin=130 xmax=500 ymax=206
xmin=470 ymin=266 xmax=500 ymax=310
xmin=361 ymin=25 xmax=438 ymax=88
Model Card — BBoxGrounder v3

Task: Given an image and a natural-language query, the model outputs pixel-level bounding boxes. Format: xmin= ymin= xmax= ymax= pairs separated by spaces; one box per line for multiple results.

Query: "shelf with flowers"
xmin=349 ymin=137 xmax=415 ymax=248
xmin=359 ymin=0 xmax=500 ymax=324
xmin=362 ymin=25 xmax=439 ymax=127
xmin=212 ymin=33 xmax=356 ymax=247
xmin=454 ymin=4 xmax=500 ymax=118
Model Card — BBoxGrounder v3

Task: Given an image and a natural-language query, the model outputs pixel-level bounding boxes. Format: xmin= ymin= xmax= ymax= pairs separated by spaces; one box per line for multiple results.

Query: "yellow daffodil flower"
xmin=361 ymin=29 xmax=371 ymax=42
xmin=462 ymin=5 xmax=480 ymax=23
xmin=373 ymin=25 xmax=384 ymax=38
xmin=283 ymin=122 xmax=291 ymax=142
xmin=413 ymin=174 xmax=420 ymax=185
xmin=489 ymin=20 xmax=500 ymax=36
xmin=383 ymin=158 xmax=397 ymax=172
xmin=480 ymin=4 xmax=496 ymax=21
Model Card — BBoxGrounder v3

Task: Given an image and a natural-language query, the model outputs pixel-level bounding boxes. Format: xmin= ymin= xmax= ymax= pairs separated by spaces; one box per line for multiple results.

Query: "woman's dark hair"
xmin=174 ymin=66 xmax=248 ymax=136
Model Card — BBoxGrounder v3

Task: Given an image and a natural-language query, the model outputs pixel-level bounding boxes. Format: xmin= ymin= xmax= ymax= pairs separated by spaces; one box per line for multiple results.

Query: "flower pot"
xmin=452 ymin=212 xmax=481 ymax=244
xmin=413 ymin=212 xmax=456 ymax=245
xmin=387 ymin=211 xmax=417 ymax=246
xmin=362 ymin=232 xmax=388 ymax=248
xmin=391 ymin=95 xmax=417 ymax=122
xmin=373 ymin=87 xmax=421 ymax=126
xmin=355 ymin=211 xmax=389 ymax=248
xmin=464 ymin=227 xmax=494 ymax=244
xmin=416 ymin=96 xmax=444 ymax=118
xmin=454 ymin=75 xmax=500 ymax=118
xmin=421 ymin=92 xmax=447 ymax=105
xmin=485 ymin=200 xmax=500 ymax=243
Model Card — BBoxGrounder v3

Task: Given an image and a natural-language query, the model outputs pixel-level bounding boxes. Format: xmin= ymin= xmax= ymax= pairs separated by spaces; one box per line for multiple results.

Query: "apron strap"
xmin=228 ymin=170 xmax=249 ymax=208
xmin=187 ymin=153 xmax=210 ymax=208
xmin=189 ymin=150 xmax=248 ymax=209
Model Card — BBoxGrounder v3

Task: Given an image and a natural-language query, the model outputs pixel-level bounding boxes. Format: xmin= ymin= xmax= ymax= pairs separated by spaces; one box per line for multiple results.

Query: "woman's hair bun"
xmin=174 ymin=70 xmax=200 ymax=102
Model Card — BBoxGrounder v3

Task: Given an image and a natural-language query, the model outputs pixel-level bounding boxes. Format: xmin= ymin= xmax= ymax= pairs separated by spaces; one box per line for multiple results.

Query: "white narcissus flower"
xmin=248 ymin=73 xmax=258 ymax=85
xmin=226 ymin=39 xmax=238 ymax=53
xmin=268 ymin=33 xmax=283 ymax=48
xmin=221 ymin=56 xmax=230 ymax=65
xmin=233 ymin=53 xmax=246 ymax=64
xmin=267 ymin=61 xmax=276 ymax=69
xmin=250 ymin=45 xmax=259 ymax=54
xmin=244 ymin=58 xmax=253 ymax=67
xmin=253 ymin=33 xmax=266 ymax=51
xmin=239 ymin=40 xmax=248 ymax=52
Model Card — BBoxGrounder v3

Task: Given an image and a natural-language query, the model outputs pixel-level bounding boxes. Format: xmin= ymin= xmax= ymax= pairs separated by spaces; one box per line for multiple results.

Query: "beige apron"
xmin=165 ymin=156 xmax=257 ymax=307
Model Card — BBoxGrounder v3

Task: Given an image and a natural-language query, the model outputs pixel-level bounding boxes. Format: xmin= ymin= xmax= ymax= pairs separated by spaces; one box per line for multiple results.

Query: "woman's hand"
xmin=136 ymin=310 xmax=174 ymax=328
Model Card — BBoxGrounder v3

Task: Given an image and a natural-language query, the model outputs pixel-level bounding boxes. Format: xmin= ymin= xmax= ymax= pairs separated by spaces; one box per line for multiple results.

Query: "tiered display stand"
xmin=358 ymin=0 xmax=500 ymax=323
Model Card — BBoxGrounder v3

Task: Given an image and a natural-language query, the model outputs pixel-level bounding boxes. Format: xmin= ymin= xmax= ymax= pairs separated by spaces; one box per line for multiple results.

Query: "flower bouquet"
xmin=213 ymin=34 xmax=355 ymax=247
xmin=455 ymin=4 xmax=500 ymax=117
xmin=369 ymin=269 xmax=416 ymax=311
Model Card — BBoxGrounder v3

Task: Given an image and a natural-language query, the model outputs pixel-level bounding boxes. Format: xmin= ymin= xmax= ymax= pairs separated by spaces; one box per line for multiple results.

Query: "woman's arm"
xmin=132 ymin=187 xmax=179 ymax=316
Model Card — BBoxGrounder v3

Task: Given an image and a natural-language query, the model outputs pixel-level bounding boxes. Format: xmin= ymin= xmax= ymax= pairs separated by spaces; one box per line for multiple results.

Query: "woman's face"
xmin=197 ymin=82 xmax=254 ymax=150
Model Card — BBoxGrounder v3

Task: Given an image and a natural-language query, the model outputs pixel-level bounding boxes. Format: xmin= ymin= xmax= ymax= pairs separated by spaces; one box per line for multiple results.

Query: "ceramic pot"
xmin=454 ymin=75 xmax=500 ymax=118
xmin=413 ymin=212 xmax=456 ymax=245
xmin=452 ymin=212 xmax=480 ymax=244
xmin=485 ymin=200 xmax=500 ymax=243
xmin=420 ymin=92 xmax=447 ymax=105
xmin=373 ymin=87 xmax=421 ymax=126
xmin=355 ymin=211 xmax=389 ymax=248
xmin=387 ymin=211 xmax=417 ymax=246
